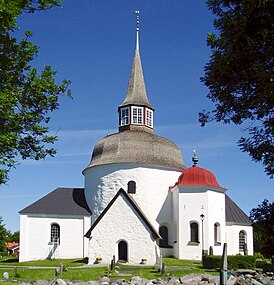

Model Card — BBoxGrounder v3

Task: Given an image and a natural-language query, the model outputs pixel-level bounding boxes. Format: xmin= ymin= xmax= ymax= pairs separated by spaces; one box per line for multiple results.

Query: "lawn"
xmin=0 ymin=257 xmax=88 ymax=267
xmin=0 ymin=267 xmax=108 ymax=282
xmin=0 ymin=257 xmax=218 ymax=281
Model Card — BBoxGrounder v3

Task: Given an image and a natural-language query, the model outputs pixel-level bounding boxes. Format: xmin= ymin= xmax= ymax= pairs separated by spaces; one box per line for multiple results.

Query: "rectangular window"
xmin=146 ymin=109 xmax=153 ymax=127
xmin=120 ymin=107 xmax=129 ymax=126
xmin=190 ymin=222 xmax=199 ymax=243
xmin=132 ymin=107 xmax=143 ymax=125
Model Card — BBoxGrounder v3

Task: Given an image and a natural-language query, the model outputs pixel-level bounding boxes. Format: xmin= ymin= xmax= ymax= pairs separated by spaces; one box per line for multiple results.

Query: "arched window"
xmin=190 ymin=222 xmax=199 ymax=243
xmin=127 ymin=180 xmax=136 ymax=194
xmin=159 ymin=225 xmax=169 ymax=247
xmin=214 ymin=223 xmax=221 ymax=245
xmin=239 ymin=230 xmax=247 ymax=252
xmin=51 ymin=223 xmax=60 ymax=244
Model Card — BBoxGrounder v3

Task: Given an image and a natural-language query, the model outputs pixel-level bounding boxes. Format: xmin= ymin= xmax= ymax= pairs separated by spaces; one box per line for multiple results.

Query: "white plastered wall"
xmin=87 ymin=193 xmax=159 ymax=265
xmin=157 ymin=190 xmax=176 ymax=257
xmin=19 ymin=214 xmax=91 ymax=262
xmin=84 ymin=163 xmax=181 ymax=229
xmin=207 ymin=190 xmax=226 ymax=256
xmin=226 ymin=224 xmax=254 ymax=256
xmin=173 ymin=186 xmax=226 ymax=260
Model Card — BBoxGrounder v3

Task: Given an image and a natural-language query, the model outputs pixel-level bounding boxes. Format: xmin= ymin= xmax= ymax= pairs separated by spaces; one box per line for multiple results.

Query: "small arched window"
xmin=51 ymin=223 xmax=60 ymax=244
xmin=190 ymin=222 xmax=199 ymax=243
xmin=214 ymin=223 xmax=221 ymax=245
xmin=159 ymin=225 xmax=169 ymax=247
xmin=127 ymin=180 xmax=136 ymax=194
xmin=239 ymin=230 xmax=247 ymax=252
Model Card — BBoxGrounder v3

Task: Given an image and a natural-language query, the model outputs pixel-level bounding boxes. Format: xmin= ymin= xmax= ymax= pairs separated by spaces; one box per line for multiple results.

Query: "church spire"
xmin=118 ymin=11 xmax=154 ymax=133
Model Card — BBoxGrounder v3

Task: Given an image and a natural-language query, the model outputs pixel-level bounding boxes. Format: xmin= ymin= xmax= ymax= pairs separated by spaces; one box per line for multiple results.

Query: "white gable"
xmin=87 ymin=191 xmax=160 ymax=265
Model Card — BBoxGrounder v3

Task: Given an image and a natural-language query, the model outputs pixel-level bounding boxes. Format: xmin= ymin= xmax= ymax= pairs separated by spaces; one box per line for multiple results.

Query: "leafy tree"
xmin=9 ymin=231 xmax=20 ymax=243
xmin=249 ymin=199 xmax=274 ymax=258
xmin=6 ymin=230 xmax=20 ymax=243
xmin=0 ymin=0 xmax=71 ymax=185
xmin=0 ymin=217 xmax=8 ymax=252
xmin=200 ymin=0 xmax=274 ymax=177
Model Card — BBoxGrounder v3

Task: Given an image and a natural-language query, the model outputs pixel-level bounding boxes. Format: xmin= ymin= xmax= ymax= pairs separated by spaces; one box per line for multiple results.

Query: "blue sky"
xmin=1 ymin=0 xmax=273 ymax=233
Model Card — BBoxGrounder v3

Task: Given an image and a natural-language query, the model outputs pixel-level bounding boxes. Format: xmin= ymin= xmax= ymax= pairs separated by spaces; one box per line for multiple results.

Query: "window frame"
xmin=131 ymin=106 xmax=143 ymax=125
xmin=239 ymin=230 xmax=247 ymax=252
xmin=214 ymin=222 xmax=221 ymax=245
xmin=188 ymin=221 xmax=199 ymax=245
xmin=159 ymin=225 xmax=169 ymax=247
xmin=120 ymin=107 xmax=130 ymax=126
xmin=145 ymin=109 xmax=153 ymax=128
xmin=127 ymin=180 xmax=136 ymax=194
xmin=50 ymin=223 xmax=60 ymax=245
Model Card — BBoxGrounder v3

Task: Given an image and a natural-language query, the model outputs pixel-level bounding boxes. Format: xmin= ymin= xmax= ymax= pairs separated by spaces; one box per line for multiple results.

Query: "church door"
xmin=118 ymin=240 xmax=128 ymax=262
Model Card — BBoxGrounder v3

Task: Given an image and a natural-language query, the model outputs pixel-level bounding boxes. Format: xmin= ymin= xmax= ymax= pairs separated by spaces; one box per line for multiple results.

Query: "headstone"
xmin=3 ymin=272 xmax=9 ymax=279
xmin=220 ymin=243 xmax=228 ymax=285
xmin=161 ymin=262 xmax=165 ymax=274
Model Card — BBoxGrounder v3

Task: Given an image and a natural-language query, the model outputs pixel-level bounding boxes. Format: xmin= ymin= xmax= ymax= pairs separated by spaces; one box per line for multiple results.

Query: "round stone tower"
xmin=83 ymin=14 xmax=185 ymax=227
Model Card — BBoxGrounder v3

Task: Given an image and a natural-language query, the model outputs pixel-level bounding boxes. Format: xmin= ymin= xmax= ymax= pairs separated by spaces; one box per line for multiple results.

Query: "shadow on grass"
xmin=72 ymin=257 xmax=88 ymax=264
xmin=1 ymin=258 xmax=19 ymax=263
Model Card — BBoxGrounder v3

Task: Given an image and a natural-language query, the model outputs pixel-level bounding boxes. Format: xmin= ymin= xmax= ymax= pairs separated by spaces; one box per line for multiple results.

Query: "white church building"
xmin=19 ymin=14 xmax=253 ymax=264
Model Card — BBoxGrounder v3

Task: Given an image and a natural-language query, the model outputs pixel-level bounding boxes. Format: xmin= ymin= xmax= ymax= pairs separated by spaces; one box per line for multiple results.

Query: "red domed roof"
xmin=176 ymin=166 xmax=223 ymax=189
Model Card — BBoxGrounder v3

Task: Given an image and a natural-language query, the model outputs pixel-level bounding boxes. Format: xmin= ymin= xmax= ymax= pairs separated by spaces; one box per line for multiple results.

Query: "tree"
xmin=0 ymin=0 xmax=71 ymax=185
xmin=249 ymin=199 xmax=274 ymax=258
xmin=0 ymin=217 xmax=8 ymax=252
xmin=8 ymin=231 xmax=20 ymax=243
xmin=200 ymin=0 xmax=274 ymax=177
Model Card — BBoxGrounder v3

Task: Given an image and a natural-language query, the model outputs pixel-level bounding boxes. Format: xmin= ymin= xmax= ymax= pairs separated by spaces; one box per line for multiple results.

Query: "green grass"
xmin=163 ymin=257 xmax=202 ymax=267
xmin=61 ymin=267 xmax=108 ymax=281
xmin=111 ymin=266 xmax=163 ymax=280
xmin=0 ymin=257 xmax=88 ymax=267
xmin=0 ymin=268 xmax=55 ymax=280
xmin=0 ymin=257 xmax=218 ymax=281
xmin=0 ymin=267 xmax=112 ymax=282
xmin=16 ymin=268 xmax=56 ymax=280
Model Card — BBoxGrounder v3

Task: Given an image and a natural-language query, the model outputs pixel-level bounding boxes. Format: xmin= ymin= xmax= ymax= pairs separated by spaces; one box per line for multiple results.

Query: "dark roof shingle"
xmin=19 ymin=188 xmax=92 ymax=216
xmin=225 ymin=195 xmax=251 ymax=225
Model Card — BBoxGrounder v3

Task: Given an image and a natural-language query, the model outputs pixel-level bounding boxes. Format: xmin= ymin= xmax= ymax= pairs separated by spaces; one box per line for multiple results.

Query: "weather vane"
xmin=135 ymin=10 xmax=140 ymax=50
xmin=135 ymin=10 xmax=140 ymax=31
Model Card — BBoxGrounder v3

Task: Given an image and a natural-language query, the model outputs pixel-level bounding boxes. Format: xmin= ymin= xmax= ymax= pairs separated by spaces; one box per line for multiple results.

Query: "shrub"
xmin=228 ymin=255 xmax=256 ymax=269
xmin=254 ymin=252 xmax=265 ymax=260
xmin=203 ymin=255 xmax=222 ymax=269
xmin=203 ymin=255 xmax=256 ymax=269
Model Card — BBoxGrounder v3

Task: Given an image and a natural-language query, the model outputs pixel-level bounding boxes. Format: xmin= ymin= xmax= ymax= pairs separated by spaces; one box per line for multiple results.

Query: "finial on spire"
xmin=135 ymin=10 xmax=140 ymax=50
xmin=192 ymin=150 xmax=199 ymax=166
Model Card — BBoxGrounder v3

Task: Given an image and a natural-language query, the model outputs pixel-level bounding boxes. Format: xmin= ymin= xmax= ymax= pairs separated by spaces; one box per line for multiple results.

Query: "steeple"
xmin=118 ymin=11 xmax=154 ymax=133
